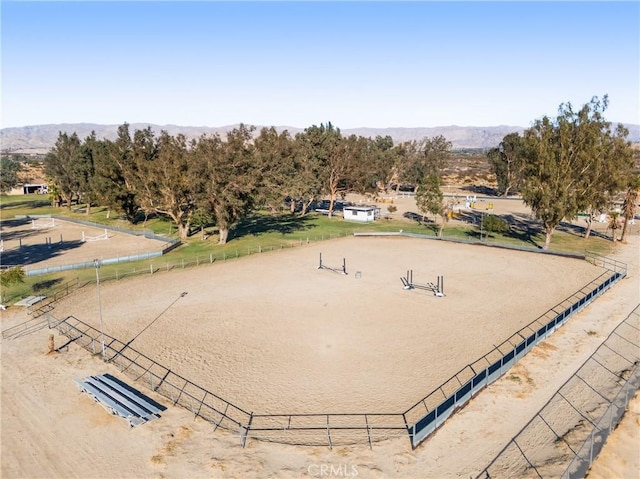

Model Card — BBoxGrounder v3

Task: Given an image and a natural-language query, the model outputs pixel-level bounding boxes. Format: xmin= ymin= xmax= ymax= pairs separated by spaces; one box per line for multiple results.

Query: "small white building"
xmin=22 ymin=183 xmax=48 ymax=195
xmin=343 ymin=205 xmax=381 ymax=223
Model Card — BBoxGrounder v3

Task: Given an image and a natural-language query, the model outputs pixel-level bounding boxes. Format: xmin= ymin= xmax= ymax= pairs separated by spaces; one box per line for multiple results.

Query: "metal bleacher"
xmin=75 ymin=373 xmax=165 ymax=427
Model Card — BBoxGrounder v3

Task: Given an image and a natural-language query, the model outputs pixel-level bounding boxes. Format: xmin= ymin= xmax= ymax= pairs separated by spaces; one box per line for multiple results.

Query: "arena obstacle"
xmin=318 ymin=252 xmax=347 ymax=275
xmin=401 ymin=270 xmax=445 ymax=297
xmin=31 ymin=218 xmax=55 ymax=229
xmin=82 ymin=229 xmax=109 ymax=242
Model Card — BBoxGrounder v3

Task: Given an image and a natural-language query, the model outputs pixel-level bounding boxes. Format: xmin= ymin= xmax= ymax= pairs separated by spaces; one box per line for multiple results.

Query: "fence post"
xmin=609 ymin=404 xmax=614 ymax=433
xmin=365 ymin=414 xmax=373 ymax=449
xmin=241 ymin=413 xmax=253 ymax=448
xmin=150 ymin=264 xmax=153 ymax=275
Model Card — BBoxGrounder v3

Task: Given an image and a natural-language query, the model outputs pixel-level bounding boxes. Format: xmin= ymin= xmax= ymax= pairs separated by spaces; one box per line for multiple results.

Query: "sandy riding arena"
xmin=47 ymin=236 xmax=608 ymax=416
xmin=0 ymin=217 xmax=168 ymax=271
xmin=1 ymin=215 xmax=639 ymax=478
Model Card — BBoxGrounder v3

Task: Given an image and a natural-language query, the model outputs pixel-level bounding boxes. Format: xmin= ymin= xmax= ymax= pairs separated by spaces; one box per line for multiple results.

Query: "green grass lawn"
xmin=0 ymin=194 xmax=617 ymax=306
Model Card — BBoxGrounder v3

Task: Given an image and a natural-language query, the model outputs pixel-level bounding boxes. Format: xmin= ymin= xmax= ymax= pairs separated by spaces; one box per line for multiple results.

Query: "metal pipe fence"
xmin=51 ymin=313 xmax=406 ymax=448
xmin=1 ymin=316 xmax=49 ymax=340
xmin=27 ymin=278 xmax=80 ymax=317
xmin=404 ymin=264 xmax=626 ymax=449
xmin=50 ymin=232 xmax=353 ymax=284
xmin=24 ymin=252 xmax=165 ymax=277
xmin=12 ymin=214 xmax=178 ymax=245
xmin=8 ymin=230 xmax=356 ymax=312
xmin=10 ymin=215 xmax=179 ymax=277
xmin=584 ymin=250 xmax=628 ymax=275
xmin=247 ymin=413 xmax=407 ymax=447
xmin=476 ymin=304 xmax=640 ymax=479
xmin=48 ymin=264 xmax=625 ymax=450
xmin=49 ymin=215 xmax=175 ymax=243
xmin=14 ymin=234 xmax=625 ymax=450
xmin=354 ymin=231 xmax=588 ymax=259
xmin=53 ymin=315 xmax=253 ymax=437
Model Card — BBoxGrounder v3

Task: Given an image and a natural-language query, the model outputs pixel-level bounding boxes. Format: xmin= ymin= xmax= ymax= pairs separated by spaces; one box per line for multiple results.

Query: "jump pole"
xmin=318 ymin=252 xmax=348 ymax=275
xmin=435 ymin=276 xmax=445 ymax=297
xmin=400 ymin=270 xmax=445 ymax=296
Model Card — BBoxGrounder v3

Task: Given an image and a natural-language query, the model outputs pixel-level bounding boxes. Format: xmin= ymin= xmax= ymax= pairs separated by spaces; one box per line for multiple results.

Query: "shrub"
xmin=0 ymin=266 xmax=25 ymax=287
xmin=483 ymin=214 xmax=509 ymax=234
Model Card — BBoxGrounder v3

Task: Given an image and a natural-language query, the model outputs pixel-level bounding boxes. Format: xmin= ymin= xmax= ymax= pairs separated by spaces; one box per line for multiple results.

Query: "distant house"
xmin=7 ymin=183 xmax=47 ymax=195
xmin=343 ymin=205 xmax=380 ymax=223
xmin=22 ymin=183 xmax=48 ymax=195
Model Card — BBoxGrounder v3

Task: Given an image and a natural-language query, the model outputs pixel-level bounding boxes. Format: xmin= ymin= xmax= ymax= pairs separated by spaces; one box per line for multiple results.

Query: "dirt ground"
xmin=45 ymin=236 xmax=608 ymax=416
xmin=587 ymin=391 xmax=640 ymax=479
xmin=1 ymin=196 xmax=639 ymax=479
xmin=0 ymin=216 xmax=168 ymax=271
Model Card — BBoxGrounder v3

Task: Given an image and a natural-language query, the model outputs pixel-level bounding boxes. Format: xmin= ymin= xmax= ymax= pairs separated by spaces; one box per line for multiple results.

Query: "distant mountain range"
xmin=2 ymin=122 xmax=639 ymax=154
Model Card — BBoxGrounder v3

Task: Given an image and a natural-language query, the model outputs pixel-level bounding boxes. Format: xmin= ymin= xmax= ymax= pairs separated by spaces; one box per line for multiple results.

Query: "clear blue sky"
xmin=1 ymin=1 xmax=639 ymax=129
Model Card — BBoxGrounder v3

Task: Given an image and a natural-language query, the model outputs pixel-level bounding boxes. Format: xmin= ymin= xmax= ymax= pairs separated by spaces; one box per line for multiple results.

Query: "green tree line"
xmin=43 ymin=122 xmax=451 ymax=243
xmin=488 ymin=95 xmax=637 ymax=248
xmin=39 ymin=96 xmax=637 ymax=249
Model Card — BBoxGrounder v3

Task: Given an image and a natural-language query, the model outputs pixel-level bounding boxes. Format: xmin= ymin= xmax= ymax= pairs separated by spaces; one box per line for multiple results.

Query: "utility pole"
xmin=94 ymin=259 xmax=105 ymax=360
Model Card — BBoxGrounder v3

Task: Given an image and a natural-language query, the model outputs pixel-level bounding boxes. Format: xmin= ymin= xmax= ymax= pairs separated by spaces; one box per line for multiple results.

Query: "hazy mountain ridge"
xmin=2 ymin=122 xmax=639 ymax=153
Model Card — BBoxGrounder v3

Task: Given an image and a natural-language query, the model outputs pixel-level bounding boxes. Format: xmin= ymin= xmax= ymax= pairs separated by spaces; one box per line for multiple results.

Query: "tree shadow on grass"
xmin=32 ymin=278 xmax=64 ymax=292
xmin=402 ymin=211 xmax=440 ymax=235
xmin=455 ymin=211 xmax=543 ymax=248
xmin=498 ymin=213 xmax=544 ymax=248
xmin=457 ymin=185 xmax=501 ymax=196
xmin=232 ymin=213 xmax=316 ymax=239
xmin=403 ymin=211 xmax=424 ymax=223
xmin=557 ymin=221 xmax=611 ymax=241
xmin=0 ymin=199 xmax=51 ymax=210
